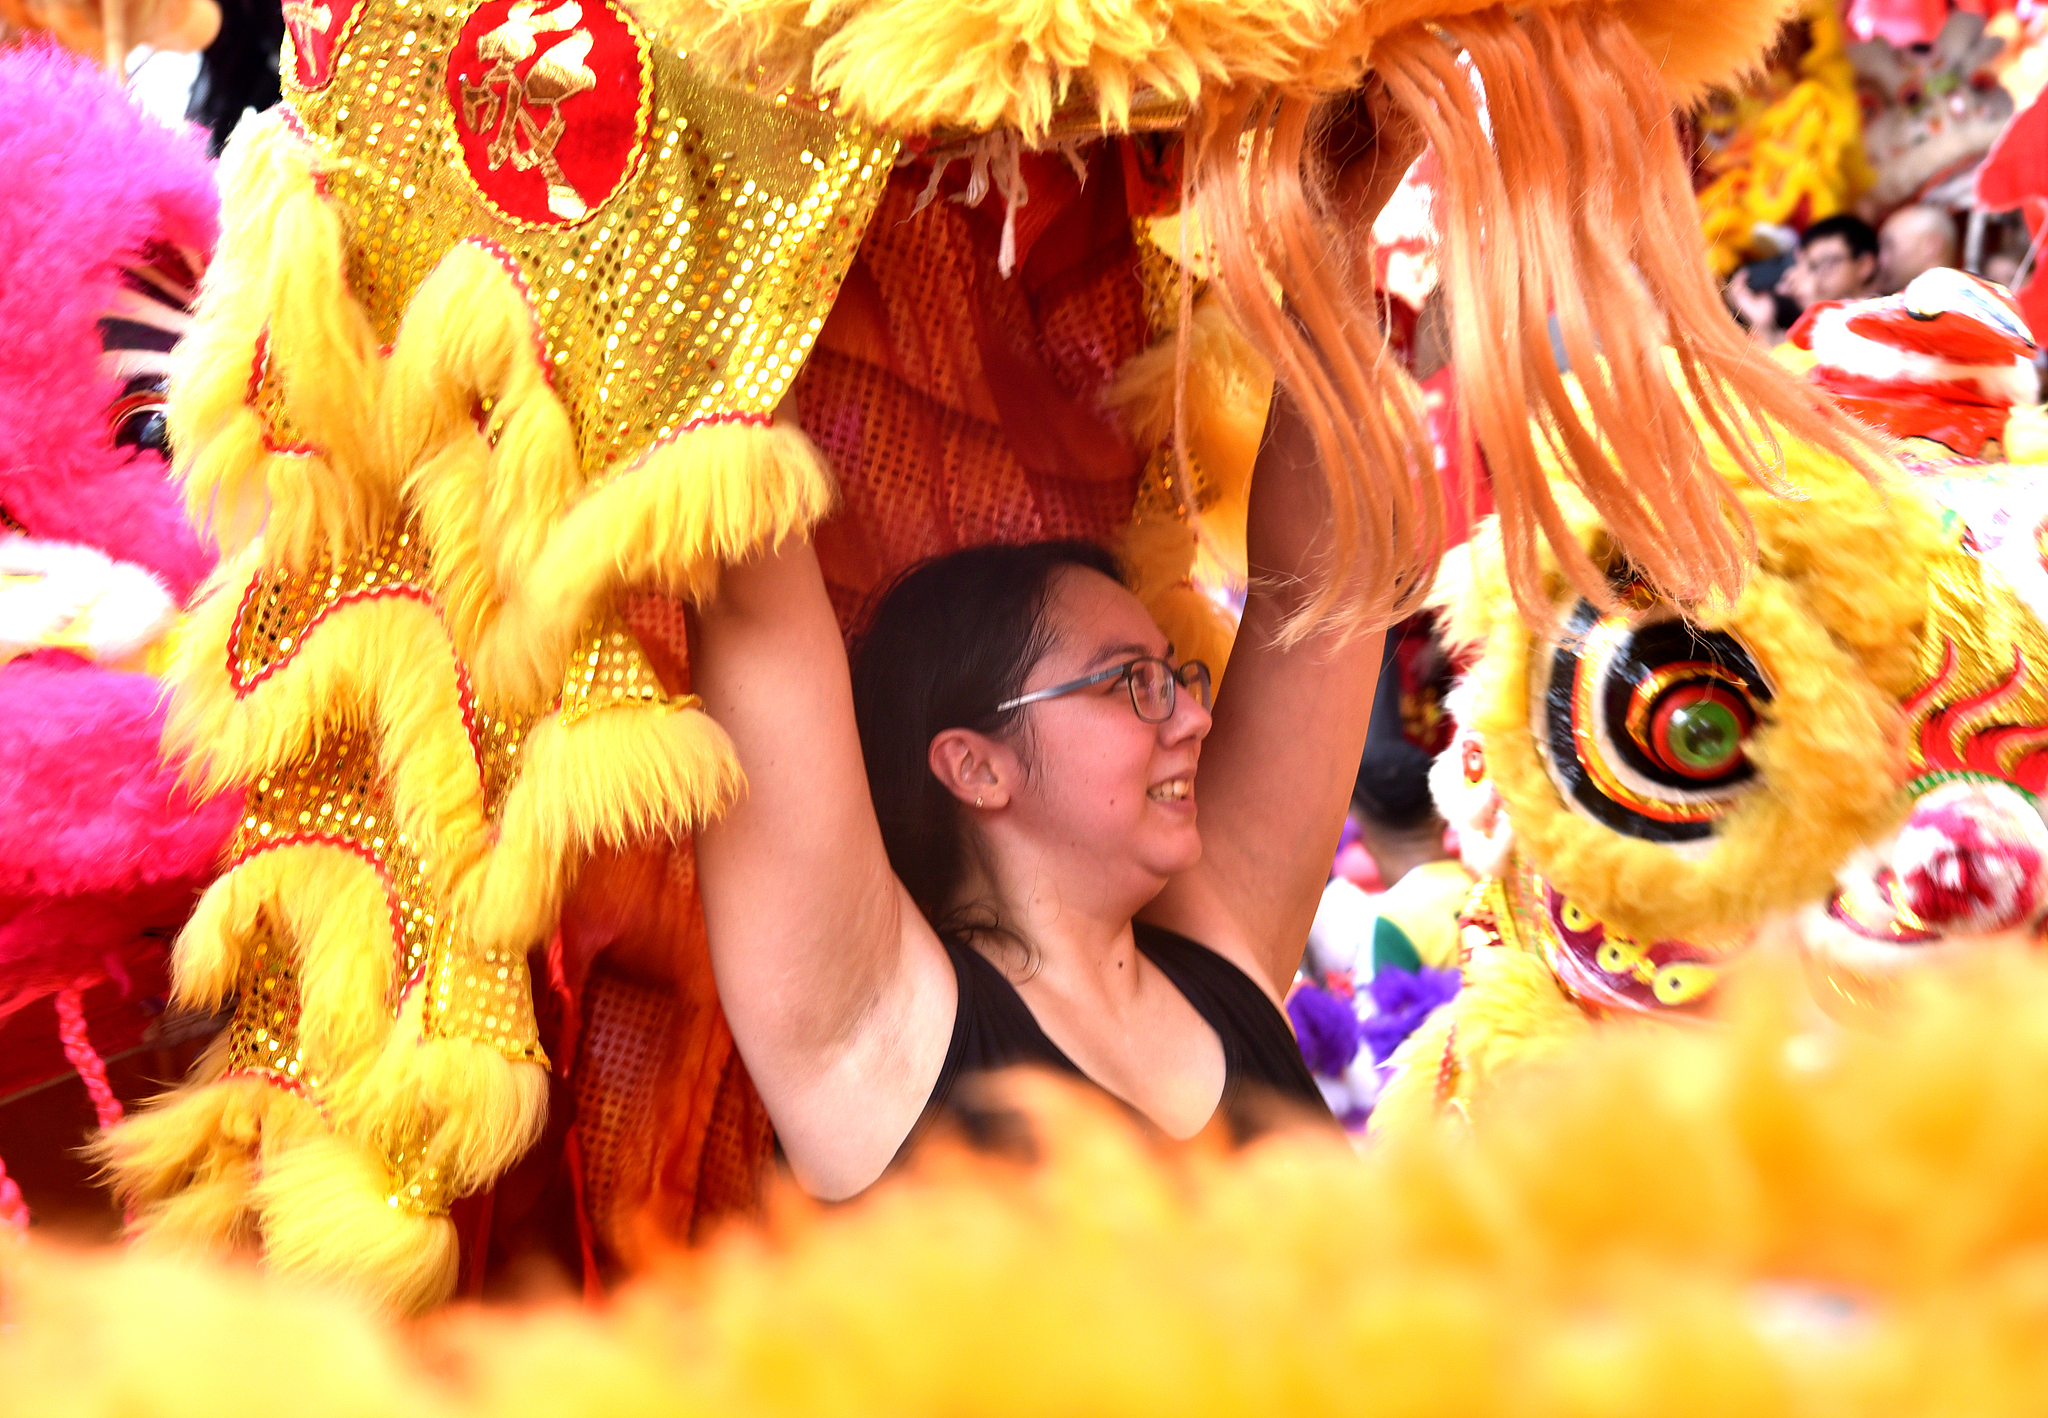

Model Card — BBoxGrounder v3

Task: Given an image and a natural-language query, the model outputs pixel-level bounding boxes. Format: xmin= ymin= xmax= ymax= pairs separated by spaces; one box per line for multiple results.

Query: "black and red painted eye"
xmin=108 ymin=374 xmax=172 ymax=457
xmin=1538 ymin=600 xmax=1772 ymax=843
xmin=99 ymin=242 xmax=199 ymax=461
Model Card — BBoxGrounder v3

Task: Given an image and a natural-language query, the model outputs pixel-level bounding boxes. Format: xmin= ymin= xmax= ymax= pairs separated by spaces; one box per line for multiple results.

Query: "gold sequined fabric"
xmin=282 ymin=0 xmax=895 ymax=473
xmin=230 ymin=524 xmax=432 ymax=689
xmin=223 ymin=922 xmax=315 ymax=1092
xmin=561 ymin=614 xmax=686 ymax=726
xmin=230 ymin=721 xmax=448 ymax=1008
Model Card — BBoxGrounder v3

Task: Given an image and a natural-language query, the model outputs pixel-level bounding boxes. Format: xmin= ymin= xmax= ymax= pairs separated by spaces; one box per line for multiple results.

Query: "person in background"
xmin=1877 ymin=205 xmax=1958 ymax=294
xmin=1292 ymin=648 xmax=1469 ymax=1129
xmin=1305 ymin=647 xmax=1470 ymax=985
xmin=1781 ymin=214 xmax=1881 ymax=307
xmin=1725 ymin=251 xmax=1803 ymax=345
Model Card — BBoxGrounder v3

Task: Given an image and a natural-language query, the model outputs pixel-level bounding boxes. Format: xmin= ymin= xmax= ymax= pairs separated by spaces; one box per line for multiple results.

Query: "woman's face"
xmin=997 ymin=568 xmax=1212 ymax=901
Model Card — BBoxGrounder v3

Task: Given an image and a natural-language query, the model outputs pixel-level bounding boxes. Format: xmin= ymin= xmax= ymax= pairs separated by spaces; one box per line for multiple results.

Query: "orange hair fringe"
xmin=1189 ymin=4 xmax=1883 ymax=633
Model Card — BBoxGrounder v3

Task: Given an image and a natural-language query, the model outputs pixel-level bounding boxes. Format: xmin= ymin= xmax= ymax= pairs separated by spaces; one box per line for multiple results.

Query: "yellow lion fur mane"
xmin=14 ymin=954 xmax=2048 ymax=1413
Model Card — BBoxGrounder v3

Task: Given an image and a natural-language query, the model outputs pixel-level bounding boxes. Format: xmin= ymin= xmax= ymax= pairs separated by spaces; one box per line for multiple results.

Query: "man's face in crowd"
xmin=1793 ymin=235 xmax=1875 ymax=303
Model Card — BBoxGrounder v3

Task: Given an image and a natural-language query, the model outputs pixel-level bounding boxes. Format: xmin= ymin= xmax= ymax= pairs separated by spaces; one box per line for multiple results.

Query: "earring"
xmin=976 ymin=795 xmax=984 ymax=808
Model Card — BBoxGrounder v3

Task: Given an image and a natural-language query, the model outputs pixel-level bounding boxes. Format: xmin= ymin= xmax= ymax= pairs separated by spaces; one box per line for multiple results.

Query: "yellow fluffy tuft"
xmin=248 ymin=1126 xmax=462 ymax=1315
xmin=466 ymin=418 xmax=839 ymax=709
xmin=1104 ymin=293 xmax=1271 ymax=577
xmin=465 ymin=702 xmax=744 ymax=953
xmin=640 ymin=0 xmax=1791 ymax=140
xmin=29 ymin=956 xmax=2048 ymax=1411
xmin=95 ymin=1057 xmax=324 ymax=1250
xmin=171 ymin=845 xmax=404 ymax=1064
xmin=1121 ymin=513 xmax=1238 ymax=680
xmin=321 ymin=992 xmax=551 ymax=1211
xmin=170 ymin=112 xmax=389 ymax=569
xmin=382 ymin=241 xmax=584 ymax=693
xmin=164 ymin=570 xmax=491 ymax=894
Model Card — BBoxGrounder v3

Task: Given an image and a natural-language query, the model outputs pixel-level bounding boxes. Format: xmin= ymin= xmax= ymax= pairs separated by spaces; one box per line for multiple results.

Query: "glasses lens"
xmin=1180 ymin=660 xmax=1213 ymax=711
xmin=1129 ymin=660 xmax=1174 ymax=722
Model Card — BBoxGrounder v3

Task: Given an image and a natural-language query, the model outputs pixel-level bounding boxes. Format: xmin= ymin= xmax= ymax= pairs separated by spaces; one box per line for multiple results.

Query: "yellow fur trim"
xmin=321 ymin=991 xmax=551 ymax=1204
xmin=642 ymin=0 xmax=1790 ymax=139
xmin=1105 ymin=295 xmax=1269 ymax=577
xmin=170 ymin=113 xmax=389 ymax=569
xmin=1372 ymin=944 xmax=1593 ymax=1138
xmin=94 ymin=1050 xmax=323 ymax=1250
xmin=384 ymin=242 xmax=839 ymax=709
xmin=470 ymin=417 xmax=837 ymax=707
xmin=464 ymin=702 xmax=744 ymax=954
xmin=1449 ymin=940 xmax=1594 ymax=1085
xmin=172 ymin=845 xmax=401 ymax=1065
xmin=1367 ymin=1006 xmax=1455 ymax=1135
xmin=1110 ymin=296 xmax=1271 ymax=680
xmin=37 ymin=957 xmax=2048 ymax=1411
xmin=248 ymin=1126 xmax=461 ymax=1314
xmin=164 ymin=563 xmax=490 ymax=895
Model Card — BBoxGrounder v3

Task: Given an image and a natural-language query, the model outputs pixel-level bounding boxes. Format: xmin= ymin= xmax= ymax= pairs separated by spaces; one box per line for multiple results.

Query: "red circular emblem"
xmin=445 ymin=0 xmax=649 ymax=228
xmin=281 ymin=0 xmax=365 ymax=91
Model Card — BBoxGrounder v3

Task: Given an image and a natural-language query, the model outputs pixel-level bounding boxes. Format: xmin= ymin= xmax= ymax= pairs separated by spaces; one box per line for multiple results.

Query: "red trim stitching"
xmin=226 ymin=578 xmax=435 ymax=695
xmin=228 ymin=831 xmax=419 ymax=1000
xmin=458 ymin=237 xmax=557 ymax=388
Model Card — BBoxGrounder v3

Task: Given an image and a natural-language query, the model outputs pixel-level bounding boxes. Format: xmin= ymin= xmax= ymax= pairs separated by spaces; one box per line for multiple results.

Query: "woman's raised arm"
xmin=1140 ymin=384 xmax=1391 ymax=996
xmin=691 ymin=535 xmax=956 ymax=1198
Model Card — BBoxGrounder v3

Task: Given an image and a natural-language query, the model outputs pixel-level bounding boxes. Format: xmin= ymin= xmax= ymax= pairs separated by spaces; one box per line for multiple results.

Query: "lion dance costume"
xmin=0 ymin=45 xmax=235 ymax=1217
xmin=101 ymin=0 xmax=1874 ymax=1309
xmin=1384 ymin=268 xmax=2048 ymax=1131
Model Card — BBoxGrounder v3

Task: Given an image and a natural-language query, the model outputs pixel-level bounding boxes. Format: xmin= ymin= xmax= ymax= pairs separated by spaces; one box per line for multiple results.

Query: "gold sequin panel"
xmin=560 ymin=612 xmax=683 ymax=726
xmin=282 ymin=0 xmax=897 ymax=474
xmin=232 ymin=719 xmax=546 ymax=1067
xmin=230 ymin=525 xmax=433 ymax=690
xmin=222 ymin=920 xmax=316 ymax=1093
xmin=233 ymin=722 xmax=446 ymax=1005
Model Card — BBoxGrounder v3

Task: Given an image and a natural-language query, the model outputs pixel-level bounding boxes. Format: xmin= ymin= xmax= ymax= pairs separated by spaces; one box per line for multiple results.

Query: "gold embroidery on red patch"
xmin=281 ymin=0 xmax=365 ymax=92
xmin=446 ymin=0 xmax=651 ymax=229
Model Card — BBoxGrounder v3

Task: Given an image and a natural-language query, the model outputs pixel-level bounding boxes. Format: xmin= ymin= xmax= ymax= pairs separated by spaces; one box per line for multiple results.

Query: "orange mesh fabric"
xmin=571 ymin=966 xmax=675 ymax=1253
xmin=800 ymin=144 xmax=1153 ymax=628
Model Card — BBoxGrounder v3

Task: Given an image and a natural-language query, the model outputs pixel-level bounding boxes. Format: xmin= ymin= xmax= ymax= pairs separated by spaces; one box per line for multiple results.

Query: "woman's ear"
xmin=928 ymin=728 xmax=1015 ymax=810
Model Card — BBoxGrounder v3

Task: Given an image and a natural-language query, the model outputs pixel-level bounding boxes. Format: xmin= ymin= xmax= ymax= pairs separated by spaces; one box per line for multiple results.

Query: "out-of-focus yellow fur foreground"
xmin=13 ymin=954 xmax=2048 ymax=1413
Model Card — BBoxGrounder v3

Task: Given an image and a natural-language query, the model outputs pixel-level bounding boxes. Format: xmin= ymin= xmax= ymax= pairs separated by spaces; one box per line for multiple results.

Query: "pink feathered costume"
xmin=0 ymin=48 xmax=234 ymax=1156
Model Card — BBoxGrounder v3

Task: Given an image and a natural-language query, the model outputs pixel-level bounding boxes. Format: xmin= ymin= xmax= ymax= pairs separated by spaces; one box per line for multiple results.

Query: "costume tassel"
xmin=55 ymin=988 xmax=123 ymax=1131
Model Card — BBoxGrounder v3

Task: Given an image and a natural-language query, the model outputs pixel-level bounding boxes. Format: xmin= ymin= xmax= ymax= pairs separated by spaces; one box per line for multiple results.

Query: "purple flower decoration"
xmin=1288 ymin=982 xmax=1364 ymax=1077
xmin=1361 ymin=966 xmax=1462 ymax=1064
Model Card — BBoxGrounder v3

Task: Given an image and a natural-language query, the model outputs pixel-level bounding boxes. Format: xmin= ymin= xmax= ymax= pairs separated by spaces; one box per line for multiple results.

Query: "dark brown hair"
xmin=849 ymin=540 xmax=1122 ymax=924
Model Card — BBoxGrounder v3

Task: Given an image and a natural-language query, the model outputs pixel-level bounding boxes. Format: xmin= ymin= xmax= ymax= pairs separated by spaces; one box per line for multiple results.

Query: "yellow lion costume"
xmin=1381 ymin=408 xmax=2048 ymax=1130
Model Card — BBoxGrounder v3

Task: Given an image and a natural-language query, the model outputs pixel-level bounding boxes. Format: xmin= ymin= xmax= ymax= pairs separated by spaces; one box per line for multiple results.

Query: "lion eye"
xmin=109 ymin=375 xmax=171 ymax=457
xmin=1538 ymin=600 xmax=1771 ymax=843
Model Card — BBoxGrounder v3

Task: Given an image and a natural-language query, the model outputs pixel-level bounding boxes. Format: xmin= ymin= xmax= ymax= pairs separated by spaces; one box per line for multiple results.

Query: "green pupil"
xmin=1667 ymin=699 xmax=1741 ymax=770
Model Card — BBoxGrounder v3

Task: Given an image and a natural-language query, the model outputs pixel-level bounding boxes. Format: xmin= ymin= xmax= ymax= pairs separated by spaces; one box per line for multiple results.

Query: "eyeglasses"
xmin=996 ymin=655 xmax=1213 ymax=724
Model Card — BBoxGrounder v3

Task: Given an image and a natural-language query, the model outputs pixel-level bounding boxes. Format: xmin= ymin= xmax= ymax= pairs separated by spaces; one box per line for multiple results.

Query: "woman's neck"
xmin=947 ymin=847 xmax=1153 ymax=1010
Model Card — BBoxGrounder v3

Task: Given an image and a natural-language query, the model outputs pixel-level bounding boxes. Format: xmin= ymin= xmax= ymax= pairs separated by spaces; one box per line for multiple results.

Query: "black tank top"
xmin=903 ymin=921 xmax=1336 ymax=1160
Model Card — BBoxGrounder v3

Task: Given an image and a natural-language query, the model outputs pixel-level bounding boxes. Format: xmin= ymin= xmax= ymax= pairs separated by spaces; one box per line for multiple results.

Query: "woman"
xmin=692 ymin=364 xmax=1393 ymax=1197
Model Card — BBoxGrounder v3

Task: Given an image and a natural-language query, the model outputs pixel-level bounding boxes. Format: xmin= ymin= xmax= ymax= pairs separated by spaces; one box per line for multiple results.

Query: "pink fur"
xmin=0 ymin=49 xmax=230 ymax=1031
xmin=0 ymin=655 xmax=239 ymax=993
xmin=0 ymin=43 xmax=216 ymax=600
